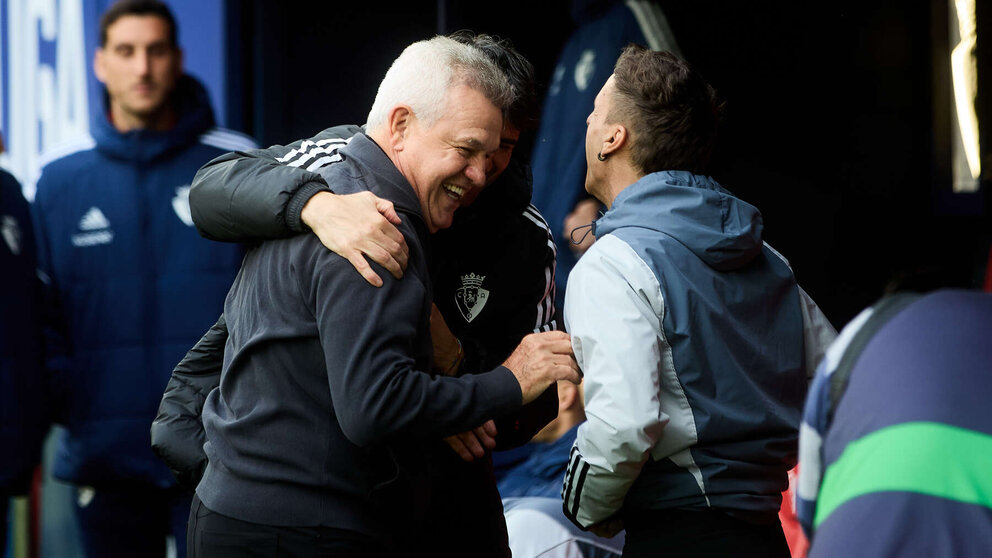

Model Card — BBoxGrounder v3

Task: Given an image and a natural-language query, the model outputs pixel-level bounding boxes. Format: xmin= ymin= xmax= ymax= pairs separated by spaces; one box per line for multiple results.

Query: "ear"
xmin=386 ymin=105 xmax=415 ymax=152
xmin=94 ymin=48 xmax=107 ymax=84
xmin=600 ymin=123 xmax=628 ymax=158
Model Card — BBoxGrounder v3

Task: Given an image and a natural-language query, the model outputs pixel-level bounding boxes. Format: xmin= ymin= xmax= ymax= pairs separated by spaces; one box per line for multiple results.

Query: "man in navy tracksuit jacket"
xmin=31 ymin=2 xmax=254 ymax=556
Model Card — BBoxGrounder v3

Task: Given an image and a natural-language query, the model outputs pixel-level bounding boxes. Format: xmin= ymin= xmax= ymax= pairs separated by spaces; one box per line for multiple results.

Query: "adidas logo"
xmin=79 ymin=207 xmax=110 ymax=231
xmin=72 ymin=207 xmax=114 ymax=247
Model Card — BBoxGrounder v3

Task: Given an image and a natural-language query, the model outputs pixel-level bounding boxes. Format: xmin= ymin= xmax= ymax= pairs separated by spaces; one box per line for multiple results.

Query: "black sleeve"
xmin=151 ymin=314 xmax=228 ymax=490
xmin=189 ymin=125 xmax=364 ymax=242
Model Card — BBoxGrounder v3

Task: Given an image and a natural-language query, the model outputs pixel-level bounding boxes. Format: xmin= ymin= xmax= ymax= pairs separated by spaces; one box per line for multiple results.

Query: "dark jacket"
xmin=151 ymin=124 xmax=558 ymax=556
xmin=32 ymin=75 xmax=256 ymax=488
xmin=193 ymin=133 xmax=523 ymax=547
xmin=0 ymin=169 xmax=47 ymax=495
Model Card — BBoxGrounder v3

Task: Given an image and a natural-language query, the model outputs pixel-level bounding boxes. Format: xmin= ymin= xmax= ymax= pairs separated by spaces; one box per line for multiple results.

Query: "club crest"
xmin=455 ymin=273 xmax=489 ymax=323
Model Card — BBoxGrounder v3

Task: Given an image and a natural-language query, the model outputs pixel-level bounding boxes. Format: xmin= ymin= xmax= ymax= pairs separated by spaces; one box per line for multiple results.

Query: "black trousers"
xmin=622 ymin=508 xmax=791 ymax=558
xmin=187 ymin=494 xmax=390 ymax=558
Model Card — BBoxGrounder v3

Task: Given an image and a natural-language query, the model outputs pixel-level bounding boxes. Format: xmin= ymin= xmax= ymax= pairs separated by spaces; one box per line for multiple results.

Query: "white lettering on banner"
xmin=6 ymin=0 xmax=89 ymax=200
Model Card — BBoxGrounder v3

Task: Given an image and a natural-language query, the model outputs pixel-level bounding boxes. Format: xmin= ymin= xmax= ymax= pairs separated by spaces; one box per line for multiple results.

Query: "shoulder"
xmin=37 ymin=135 xmax=97 ymax=172
xmin=519 ymin=203 xmax=552 ymax=235
xmin=35 ymin=136 xmax=99 ymax=198
xmin=568 ymin=234 xmax=662 ymax=309
xmin=198 ymin=127 xmax=258 ymax=152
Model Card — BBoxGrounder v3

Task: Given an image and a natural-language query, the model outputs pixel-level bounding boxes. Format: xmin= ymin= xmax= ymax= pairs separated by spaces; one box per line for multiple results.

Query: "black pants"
xmin=187 ymin=494 xmax=390 ymax=558
xmin=622 ymin=508 xmax=791 ymax=558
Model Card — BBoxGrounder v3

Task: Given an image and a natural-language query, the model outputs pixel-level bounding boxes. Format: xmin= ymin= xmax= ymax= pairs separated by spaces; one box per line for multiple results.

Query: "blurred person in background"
xmin=30 ymin=1 xmax=255 ymax=556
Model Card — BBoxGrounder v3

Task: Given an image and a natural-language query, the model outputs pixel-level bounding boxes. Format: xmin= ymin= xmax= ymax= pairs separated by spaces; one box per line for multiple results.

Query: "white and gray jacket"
xmin=561 ymin=171 xmax=835 ymax=529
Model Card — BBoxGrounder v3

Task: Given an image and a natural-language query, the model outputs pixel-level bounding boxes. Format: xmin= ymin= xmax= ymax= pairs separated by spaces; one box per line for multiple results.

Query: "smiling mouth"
xmin=443 ymin=183 xmax=466 ymax=201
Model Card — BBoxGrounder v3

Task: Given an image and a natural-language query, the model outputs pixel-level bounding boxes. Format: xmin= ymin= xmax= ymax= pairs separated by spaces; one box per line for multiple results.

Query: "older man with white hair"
xmin=189 ymin=36 xmax=581 ymax=557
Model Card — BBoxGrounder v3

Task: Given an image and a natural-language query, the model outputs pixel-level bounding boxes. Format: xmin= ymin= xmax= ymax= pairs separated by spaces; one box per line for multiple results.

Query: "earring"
xmin=597 ymin=152 xmax=608 ymax=162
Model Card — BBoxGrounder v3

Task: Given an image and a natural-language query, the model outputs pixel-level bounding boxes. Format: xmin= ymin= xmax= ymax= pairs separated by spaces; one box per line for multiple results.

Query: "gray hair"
xmin=366 ymin=35 xmax=513 ymax=131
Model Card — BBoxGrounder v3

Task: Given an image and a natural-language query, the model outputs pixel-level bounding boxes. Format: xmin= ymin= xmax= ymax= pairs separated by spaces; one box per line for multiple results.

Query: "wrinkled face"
xmin=95 ymin=15 xmax=182 ymax=125
xmin=584 ymin=75 xmax=616 ymax=200
xmin=459 ymin=123 xmax=520 ymax=207
xmin=396 ymin=84 xmax=502 ymax=232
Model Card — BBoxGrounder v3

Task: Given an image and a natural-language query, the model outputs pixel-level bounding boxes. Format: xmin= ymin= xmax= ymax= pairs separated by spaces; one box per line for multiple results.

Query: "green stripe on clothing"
xmin=815 ymin=421 xmax=992 ymax=528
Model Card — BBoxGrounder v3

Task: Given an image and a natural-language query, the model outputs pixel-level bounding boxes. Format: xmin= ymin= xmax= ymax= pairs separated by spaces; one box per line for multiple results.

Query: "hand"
xmin=563 ymin=198 xmax=600 ymax=256
xmin=443 ymin=420 xmax=497 ymax=462
xmin=430 ymin=304 xmax=463 ymax=376
xmin=588 ymin=517 xmax=624 ymax=538
xmin=301 ymin=191 xmax=410 ymax=287
xmin=502 ymin=331 xmax=581 ymax=404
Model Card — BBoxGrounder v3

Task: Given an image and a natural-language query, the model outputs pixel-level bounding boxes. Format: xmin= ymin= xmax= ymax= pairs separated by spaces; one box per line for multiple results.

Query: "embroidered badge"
xmin=455 ymin=273 xmax=489 ymax=323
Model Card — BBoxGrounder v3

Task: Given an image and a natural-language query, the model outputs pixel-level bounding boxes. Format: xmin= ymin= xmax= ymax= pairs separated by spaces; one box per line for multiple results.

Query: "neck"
xmin=108 ymin=101 xmax=177 ymax=133
xmin=602 ymin=163 xmax=644 ymax=209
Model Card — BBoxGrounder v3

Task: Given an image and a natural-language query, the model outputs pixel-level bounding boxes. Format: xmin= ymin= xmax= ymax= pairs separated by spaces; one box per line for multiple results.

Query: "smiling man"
xmin=188 ymin=36 xmax=581 ymax=557
xmin=31 ymin=1 xmax=256 ymax=557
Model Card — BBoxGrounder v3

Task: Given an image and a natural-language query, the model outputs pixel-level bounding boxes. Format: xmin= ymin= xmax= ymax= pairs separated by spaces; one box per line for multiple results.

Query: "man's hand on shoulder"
xmin=502 ymin=331 xmax=581 ymax=404
xmin=301 ymin=191 xmax=410 ymax=287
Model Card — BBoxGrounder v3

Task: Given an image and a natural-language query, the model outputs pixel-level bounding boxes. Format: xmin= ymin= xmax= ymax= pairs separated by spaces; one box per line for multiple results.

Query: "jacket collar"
xmin=92 ymin=74 xmax=216 ymax=163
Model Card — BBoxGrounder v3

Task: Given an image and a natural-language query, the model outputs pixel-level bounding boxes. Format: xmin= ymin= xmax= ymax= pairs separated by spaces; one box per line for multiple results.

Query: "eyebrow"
xmin=458 ymin=138 xmax=486 ymax=150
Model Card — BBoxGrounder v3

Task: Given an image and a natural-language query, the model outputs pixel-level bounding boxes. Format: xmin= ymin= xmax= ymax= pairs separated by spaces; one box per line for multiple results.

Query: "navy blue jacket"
xmin=32 ymin=76 xmax=255 ymax=488
xmin=799 ymin=290 xmax=992 ymax=557
xmin=0 ymin=169 xmax=46 ymax=495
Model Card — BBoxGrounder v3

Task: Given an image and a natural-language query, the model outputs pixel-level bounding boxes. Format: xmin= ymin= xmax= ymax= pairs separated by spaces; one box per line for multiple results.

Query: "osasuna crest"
xmin=455 ymin=273 xmax=489 ymax=323
xmin=172 ymin=185 xmax=194 ymax=226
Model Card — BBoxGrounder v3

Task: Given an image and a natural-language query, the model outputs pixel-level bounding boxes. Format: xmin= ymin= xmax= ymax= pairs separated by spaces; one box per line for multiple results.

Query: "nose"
xmin=135 ymin=49 xmax=151 ymax=75
xmin=465 ymin=154 xmax=487 ymax=188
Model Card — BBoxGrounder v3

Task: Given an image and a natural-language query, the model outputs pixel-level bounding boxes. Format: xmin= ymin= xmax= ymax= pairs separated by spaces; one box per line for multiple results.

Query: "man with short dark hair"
xmin=559 ymin=45 xmax=835 ymax=557
xmin=31 ymin=1 xmax=255 ymax=556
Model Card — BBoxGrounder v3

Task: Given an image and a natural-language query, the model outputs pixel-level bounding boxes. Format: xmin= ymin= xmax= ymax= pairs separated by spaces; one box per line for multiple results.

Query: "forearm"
xmin=151 ymin=314 xmax=229 ymax=489
xmin=190 ymin=149 xmax=327 ymax=242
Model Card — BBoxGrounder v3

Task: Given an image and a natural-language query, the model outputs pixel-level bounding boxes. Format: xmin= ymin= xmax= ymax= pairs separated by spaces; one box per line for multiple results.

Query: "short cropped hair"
xmin=448 ymin=30 xmax=539 ymax=132
xmin=366 ymin=36 xmax=513 ymax=132
xmin=611 ymin=45 xmax=724 ymax=175
xmin=100 ymin=0 xmax=178 ymax=48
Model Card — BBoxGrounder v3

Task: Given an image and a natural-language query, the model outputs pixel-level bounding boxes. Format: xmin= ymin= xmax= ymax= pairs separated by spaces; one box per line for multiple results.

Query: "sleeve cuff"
xmin=475 ymin=365 xmax=523 ymax=415
xmin=286 ymin=181 xmax=330 ymax=233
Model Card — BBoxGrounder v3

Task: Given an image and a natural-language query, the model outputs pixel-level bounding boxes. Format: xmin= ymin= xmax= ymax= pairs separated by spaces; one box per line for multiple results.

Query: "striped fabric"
xmin=798 ymin=290 xmax=992 ymax=557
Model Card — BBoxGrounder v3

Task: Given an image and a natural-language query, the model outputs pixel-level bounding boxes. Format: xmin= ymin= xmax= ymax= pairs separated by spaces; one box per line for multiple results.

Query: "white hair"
xmin=366 ymin=35 xmax=512 ymax=131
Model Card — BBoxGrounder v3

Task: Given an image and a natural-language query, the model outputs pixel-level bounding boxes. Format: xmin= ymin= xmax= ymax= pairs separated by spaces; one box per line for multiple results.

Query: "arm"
xmin=307 ymin=242 xmax=578 ymax=447
xmin=560 ymin=237 xmax=669 ymax=530
xmin=151 ymin=314 xmax=228 ymax=490
xmin=190 ymin=125 xmax=408 ymax=286
xmin=30 ymin=179 xmax=71 ymax=425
